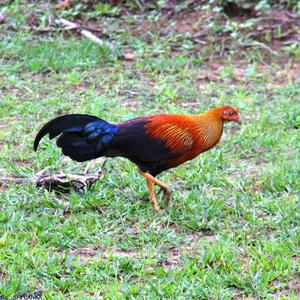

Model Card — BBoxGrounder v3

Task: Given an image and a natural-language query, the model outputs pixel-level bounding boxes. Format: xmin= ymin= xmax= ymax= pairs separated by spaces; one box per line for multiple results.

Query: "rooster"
xmin=34 ymin=106 xmax=241 ymax=211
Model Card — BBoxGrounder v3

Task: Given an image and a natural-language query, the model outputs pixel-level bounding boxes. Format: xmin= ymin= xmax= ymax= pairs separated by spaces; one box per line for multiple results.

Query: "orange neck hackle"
xmin=191 ymin=109 xmax=224 ymax=151
xmin=190 ymin=106 xmax=241 ymax=152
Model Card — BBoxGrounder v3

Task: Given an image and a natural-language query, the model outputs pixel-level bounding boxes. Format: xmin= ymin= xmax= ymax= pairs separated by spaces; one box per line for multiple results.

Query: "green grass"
xmin=0 ymin=6 xmax=300 ymax=299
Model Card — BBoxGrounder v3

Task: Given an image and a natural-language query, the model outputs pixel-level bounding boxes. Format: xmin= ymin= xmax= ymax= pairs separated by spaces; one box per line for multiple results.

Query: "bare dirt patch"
xmin=131 ymin=7 xmax=300 ymax=56
xmin=107 ymin=249 xmax=140 ymax=258
xmin=160 ymin=231 xmax=217 ymax=269
xmin=270 ymin=272 xmax=300 ymax=297
xmin=69 ymin=247 xmax=98 ymax=257
xmin=59 ymin=247 xmax=140 ymax=261
xmin=58 ymin=247 xmax=98 ymax=261
xmin=0 ymin=182 xmax=8 ymax=191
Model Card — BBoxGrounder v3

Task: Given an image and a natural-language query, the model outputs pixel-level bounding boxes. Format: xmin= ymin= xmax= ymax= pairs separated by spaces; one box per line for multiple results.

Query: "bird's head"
xmin=220 ymin=106 xmax=241 ymax=125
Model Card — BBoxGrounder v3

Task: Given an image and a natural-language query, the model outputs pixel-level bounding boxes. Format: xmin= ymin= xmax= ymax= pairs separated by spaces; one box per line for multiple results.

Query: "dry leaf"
xmin=123 ymin=52 xmax=135 ymax=61
xmin=0 ymin=13 xmax=5 ymax=24
xmin=55 ymin=0 xmax=73 ymax=9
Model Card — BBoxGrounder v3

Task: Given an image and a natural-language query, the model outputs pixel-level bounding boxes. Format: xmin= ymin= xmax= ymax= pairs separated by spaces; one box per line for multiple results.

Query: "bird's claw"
xmin=153 ymin=205 xmax=160 ymax=212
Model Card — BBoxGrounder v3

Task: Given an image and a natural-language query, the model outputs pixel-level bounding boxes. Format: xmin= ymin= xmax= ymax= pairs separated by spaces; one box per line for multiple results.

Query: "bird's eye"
xmin=229 ymin=110 xmax=234 ymax=116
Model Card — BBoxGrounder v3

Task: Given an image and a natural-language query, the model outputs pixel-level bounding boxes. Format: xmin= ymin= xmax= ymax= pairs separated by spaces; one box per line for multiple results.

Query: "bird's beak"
xmin=235 ymin=115 xmax=242 ymax=125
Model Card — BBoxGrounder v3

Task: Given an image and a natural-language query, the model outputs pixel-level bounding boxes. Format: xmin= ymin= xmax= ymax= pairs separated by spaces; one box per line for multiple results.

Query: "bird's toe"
xmin=153 ymin=204 xmax=160 ymax=212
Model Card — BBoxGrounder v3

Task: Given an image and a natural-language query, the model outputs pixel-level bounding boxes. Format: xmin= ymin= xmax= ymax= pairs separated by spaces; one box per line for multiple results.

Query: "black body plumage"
xmin=34 ymin=114 xmax=182 ymax=175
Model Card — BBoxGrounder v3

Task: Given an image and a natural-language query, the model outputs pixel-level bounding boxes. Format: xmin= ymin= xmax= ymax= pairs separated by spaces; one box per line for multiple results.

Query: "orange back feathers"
xmin=145 ymin=107 xmax=226 ymax=159
xmin=145 ymin=115 xmax=194 ymax=153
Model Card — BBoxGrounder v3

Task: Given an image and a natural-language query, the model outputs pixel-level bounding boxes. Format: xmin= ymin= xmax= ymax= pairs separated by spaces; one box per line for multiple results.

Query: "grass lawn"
xmin=0 ymin=2 xmax=299 ymax=299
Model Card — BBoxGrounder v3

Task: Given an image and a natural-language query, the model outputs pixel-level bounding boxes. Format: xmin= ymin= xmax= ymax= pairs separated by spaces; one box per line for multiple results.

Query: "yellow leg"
xmin=146 ymin=179 xmax=160 ymax=212
xmin=139 ymin=170 xmax=171 ymax=206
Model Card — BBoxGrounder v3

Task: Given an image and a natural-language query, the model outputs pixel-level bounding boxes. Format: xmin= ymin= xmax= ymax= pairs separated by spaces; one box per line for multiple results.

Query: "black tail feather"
xmin=61 ymin=142 xmax=97 ymax=162
xmin=57 ymin=132 xmax=99 ymax=162
xmin=34 ymin=114 xmax=100 ymax=151
xmin=34 ymin=114 xmax=119 ymax=162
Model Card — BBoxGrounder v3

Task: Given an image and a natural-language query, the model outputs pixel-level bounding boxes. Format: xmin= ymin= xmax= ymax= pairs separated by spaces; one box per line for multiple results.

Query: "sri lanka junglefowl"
xmin=34 ymin=106 xmax=241 ymax=211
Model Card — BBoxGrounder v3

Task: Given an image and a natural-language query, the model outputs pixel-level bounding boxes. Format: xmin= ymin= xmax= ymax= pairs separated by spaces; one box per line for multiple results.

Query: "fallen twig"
xmin=0 ymin=176 xmax=30 ymax=184
xmin=0 ymin=160 xmax=106 ymax=192
xmin=54 ymin=0 xmax=73 ymax=10
xmin=34 ymin=169 xmax=104 ymax=191
xmin=58 ymin=18 xmax=110 ymax=47
xmin=84 ymin=161 xmax=96 ymax=175
xmin=18 ymin=23 xmax=104 ymax=34
xmin=8 ymin=18 xmax=105 ymax=37
xmin=21 ymin=25 xmax=68 ymax=33
xmin=180 ymin=102 xmax=201 ymax=108
xmin=0 ymin=12 xmax=5 ymax=24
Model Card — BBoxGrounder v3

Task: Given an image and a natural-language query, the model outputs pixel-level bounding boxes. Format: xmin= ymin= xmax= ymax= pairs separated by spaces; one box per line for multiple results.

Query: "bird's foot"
xmin=153 ymin=204 xmax=160 ymax=212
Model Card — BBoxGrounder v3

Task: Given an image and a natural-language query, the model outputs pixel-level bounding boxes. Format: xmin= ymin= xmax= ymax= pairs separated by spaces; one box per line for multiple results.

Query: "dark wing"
xmin=112 ymin=117 xmax=192 ymax=163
